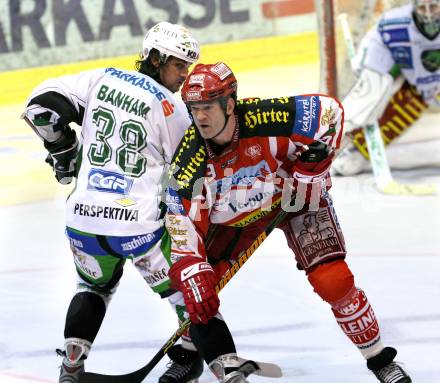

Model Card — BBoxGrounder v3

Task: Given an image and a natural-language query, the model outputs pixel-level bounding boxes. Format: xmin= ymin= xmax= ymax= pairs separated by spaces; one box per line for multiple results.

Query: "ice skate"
xmin=367 ymin=347 xmax=412 ymax=383
xmin=158 ymin=344 xmax=203 ymax=383
xmin=58 ymin=358 xmax=85 ymax=383
xmin=209 ymin=354 xmax=266 ymax=383
xmin=56 ymin=338 xmax=90 ymax=383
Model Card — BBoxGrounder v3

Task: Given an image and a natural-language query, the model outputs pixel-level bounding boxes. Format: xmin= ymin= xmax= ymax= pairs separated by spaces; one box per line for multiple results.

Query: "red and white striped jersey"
xmin=165 ymin=94 xmax=344 ymax=261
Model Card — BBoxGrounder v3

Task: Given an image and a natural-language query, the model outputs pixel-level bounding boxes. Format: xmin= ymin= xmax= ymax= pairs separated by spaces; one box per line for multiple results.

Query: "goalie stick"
xmin=338 ymin=13 xmax=437 ymax=196
xmin=78 ymin=202 xmax=290 ymax=383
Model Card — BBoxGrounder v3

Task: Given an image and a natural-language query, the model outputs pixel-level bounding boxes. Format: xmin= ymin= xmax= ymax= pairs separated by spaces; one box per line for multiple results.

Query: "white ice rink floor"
xmin=1 ymin=62 xmax=440 ymax=382
xmin=1 ymin=168 xmax=440 ymax=383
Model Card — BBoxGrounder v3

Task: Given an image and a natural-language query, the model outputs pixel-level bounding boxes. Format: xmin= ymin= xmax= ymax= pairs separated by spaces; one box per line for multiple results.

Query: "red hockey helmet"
xmin=181 ymin=62 xmax=237 ymax=104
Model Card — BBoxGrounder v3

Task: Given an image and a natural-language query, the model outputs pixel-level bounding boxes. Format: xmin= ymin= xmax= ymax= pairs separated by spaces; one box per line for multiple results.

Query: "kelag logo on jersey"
xmin=87 ymin=169 xmax=133 ymax=194
xmin=294 ymin=96 xmax=320 ymax=139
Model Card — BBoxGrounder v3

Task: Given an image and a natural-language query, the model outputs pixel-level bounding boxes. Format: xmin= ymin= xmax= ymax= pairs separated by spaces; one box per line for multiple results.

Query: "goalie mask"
xmin=413 ymin=0 xmax=440 ymax=38
xmin=142 ymin=22 xmax=200 ymax=64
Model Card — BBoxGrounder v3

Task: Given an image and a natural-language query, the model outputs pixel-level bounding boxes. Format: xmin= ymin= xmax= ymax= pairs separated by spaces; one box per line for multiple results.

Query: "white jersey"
xmin=27 ymin=68 xmax=191 ymax=236
xmin=355 ymin=4 xmax=440 ymax=105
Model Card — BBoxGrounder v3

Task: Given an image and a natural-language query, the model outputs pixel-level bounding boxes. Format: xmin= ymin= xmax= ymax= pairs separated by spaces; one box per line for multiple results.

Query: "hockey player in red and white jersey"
xmin=23 ymin=22 xmax=207 ymax=383
xmin=334 ymin=0 xmax=440 ymax=175
xmin=164 ymin=62 xmax=412 ymax=382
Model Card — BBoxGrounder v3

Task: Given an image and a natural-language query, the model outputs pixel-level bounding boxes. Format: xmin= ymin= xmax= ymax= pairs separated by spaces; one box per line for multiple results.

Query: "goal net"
xmin=317 ymin=0 xmax=409 ymax=98
xmin=316 ymin=0 xmax=440 ymax=169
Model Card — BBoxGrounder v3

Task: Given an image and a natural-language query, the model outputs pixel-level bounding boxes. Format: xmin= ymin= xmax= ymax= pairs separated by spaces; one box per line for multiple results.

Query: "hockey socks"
xmin=332 ymin=287 xmax=383 ymax=358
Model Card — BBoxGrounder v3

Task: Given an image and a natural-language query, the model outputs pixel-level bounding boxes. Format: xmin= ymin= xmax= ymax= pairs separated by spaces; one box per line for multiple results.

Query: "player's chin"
xmin=198 ymin=126 xmax=213 ymax=138
xmin=174 ymin=82 xmax=184 ymax=92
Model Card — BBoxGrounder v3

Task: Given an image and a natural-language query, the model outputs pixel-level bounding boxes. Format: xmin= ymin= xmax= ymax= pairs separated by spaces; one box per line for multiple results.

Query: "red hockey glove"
xmin=169 ymin=257 xmax=220 ymax=324
xmin=292 ymin=153 xmax=334 ymax=205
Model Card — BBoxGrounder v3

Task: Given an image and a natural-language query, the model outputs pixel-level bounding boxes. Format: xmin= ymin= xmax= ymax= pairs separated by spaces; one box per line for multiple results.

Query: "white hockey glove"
xmin=342 ymin=68 xmax=395 ymax=132
xmin=44 ymin=127 xmax=78 ymax=185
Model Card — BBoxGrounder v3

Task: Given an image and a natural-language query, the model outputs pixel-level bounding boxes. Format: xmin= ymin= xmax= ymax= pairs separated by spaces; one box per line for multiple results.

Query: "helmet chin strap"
xmin=208 ymin=111 xmax=232 ymax=141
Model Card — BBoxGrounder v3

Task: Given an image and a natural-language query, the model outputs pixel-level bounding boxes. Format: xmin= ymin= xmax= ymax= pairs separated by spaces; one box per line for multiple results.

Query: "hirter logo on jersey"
xmin=294 ymin=96 xmax=320 ymax=139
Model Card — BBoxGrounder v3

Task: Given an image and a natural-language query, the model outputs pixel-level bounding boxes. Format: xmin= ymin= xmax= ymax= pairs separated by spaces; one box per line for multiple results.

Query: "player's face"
xmin=416 ymin=3 xmax=440 ymax=21
xmin=160 ymin=57 xmax=192 ymax=93
xmin=190 ymin=99 xmax=234 ymax=143
xmin=190 ymin=101 xmax=225 ymax=139
xmin=415 ymin=1 xmax=440 ymax=23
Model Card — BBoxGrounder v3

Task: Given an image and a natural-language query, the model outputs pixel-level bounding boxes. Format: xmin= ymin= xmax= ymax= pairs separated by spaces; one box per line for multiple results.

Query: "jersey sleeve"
xmin=238 ymin=95 xmax=344 ymax=151
xmin=290 ymin=94 xmax=344 ymax=152
xmin=165 ymin=186 xmax=211 ymax=263
xmin=24 ymin=69 xmax=104 ymax=142
xmin=353 ymin=22 xmax=395 ymax=75
xmin=165 ymin=124 xmax=211 ymax=263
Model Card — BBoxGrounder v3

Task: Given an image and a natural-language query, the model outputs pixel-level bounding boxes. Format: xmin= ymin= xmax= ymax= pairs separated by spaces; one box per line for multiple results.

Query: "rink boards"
xmin=0 ymin=32 xmax=318 ymax=207
xmin=1 ymin=31 xmax=439 ymax=207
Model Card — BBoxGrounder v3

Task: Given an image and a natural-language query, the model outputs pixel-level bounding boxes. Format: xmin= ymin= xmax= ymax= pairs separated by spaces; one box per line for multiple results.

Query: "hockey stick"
xmin=338 ymin=13 xmax=437 ymax=195
xmin=78 ymin=201 xmax=289 ymax=383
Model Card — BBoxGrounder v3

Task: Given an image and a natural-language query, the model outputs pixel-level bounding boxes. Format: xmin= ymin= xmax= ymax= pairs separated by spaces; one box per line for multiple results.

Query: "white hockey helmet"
xmin=413 ymin=0 xmax=440 ymax=37
xmin=142 ymin=22 xmax=200 ymax=64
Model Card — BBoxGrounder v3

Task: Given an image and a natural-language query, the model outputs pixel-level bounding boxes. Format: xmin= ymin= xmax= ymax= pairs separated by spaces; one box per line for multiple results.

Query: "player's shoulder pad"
xmin=378 ymin=4 xmax=412 ymax=31
xmin=167 ymin=126 xmax=207 ymax=200
xmin=103 ymin=67 xmax=169 ymax=101
xmin=237 ymin=96 xmax=296 ymax=137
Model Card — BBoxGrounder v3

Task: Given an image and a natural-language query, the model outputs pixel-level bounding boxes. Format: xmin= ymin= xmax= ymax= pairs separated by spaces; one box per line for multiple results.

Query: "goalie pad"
xmin=350 ymin=81 xmax=428 ymax=159
xmin=342 ymin=68 xmax=396 ymax=131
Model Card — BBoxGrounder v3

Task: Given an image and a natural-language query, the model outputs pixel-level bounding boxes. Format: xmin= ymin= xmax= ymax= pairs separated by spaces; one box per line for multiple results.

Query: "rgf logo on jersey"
xmin=87 ymin=169 xmax=133 ymax=194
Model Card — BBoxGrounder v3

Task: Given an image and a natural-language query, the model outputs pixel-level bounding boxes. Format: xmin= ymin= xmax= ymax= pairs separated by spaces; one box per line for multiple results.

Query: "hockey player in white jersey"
xmin=23 ymin=22 xmax=205 ymax=383
xmin=333 ymin=0 xmax=440 ymax=175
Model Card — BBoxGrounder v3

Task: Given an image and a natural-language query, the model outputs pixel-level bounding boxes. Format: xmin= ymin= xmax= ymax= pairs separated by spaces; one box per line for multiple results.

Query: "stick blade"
xmin=252 ymin=361 xmax=283 ymax=378
xmin=379 ymin=180 xmax=437 ymax=196
xmin=78 ymin=369 xmax=146 ymax=383
xmin=236 ymin=357 xmax=283 ymax=378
